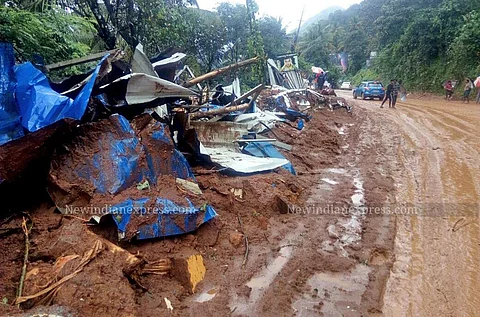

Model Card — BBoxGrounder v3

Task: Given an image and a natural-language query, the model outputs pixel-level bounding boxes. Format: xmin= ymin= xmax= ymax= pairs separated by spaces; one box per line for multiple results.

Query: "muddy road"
xmin=1 ymin=91 xmax=479 ymax=317
xmin=339 ymin=91 xmax=480 ymax=317
xmin=226 ymin=91 xmax=480 ymax=316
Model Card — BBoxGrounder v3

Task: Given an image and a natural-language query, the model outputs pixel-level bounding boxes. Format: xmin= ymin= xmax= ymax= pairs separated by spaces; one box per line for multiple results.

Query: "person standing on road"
xmin=444 ymin=80 xmax=454 ymax=101
xmin=391 ymin=79 xmax=400 ymax=108
xmin=462 ymin=79 xmax=473 ymax=103
xmin=474 ymin=75 xmax=480 ymax=104
xmin=381 ymin=80 xmax=394 ymax=108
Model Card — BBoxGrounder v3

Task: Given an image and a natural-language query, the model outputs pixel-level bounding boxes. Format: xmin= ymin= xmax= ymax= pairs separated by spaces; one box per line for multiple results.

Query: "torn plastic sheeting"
xmin=143 ymin=122 xmax=195 ymax=184
xmin=111 ymin=198 xmax=217 ymax=239
xmin=0 ymin=43 xmax=24 ymax=145
xmin=102 ymin=73 xmax=197 ymax=105
xmin=242 ymin=142 xmax=296 ymax=175
xmin=283 ymin=108 xmax=311 ymax=121
xmin=15 ymin=55 xmax=109 ymax=132
xmin=200 ymin=145 xmax=289 ymax=174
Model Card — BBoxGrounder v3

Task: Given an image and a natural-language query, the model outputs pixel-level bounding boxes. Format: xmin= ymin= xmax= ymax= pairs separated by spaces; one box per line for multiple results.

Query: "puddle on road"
xmin=231 ymin=225 xmax=305 ymax=315
xmin=293 ymin=264 xmax=371 ymax=316
xmin=195 ymin=288 xmax=217 ymax=303
xmin=246 ymin=246 xmax=293 ymax=293
xmin=321 ymin=172 xmax=365 ymax=257
xmin=328 ymin=168 xmax=348 ymax=174
xmin=322 ymin=178 xmax=339 ymax=185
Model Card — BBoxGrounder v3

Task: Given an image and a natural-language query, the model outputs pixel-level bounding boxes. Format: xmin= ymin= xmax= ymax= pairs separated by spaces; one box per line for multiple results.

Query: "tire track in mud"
xmin=341 ymin=92 xmax=480 ymax=317
xmin=227 ymin=105 xmax=398 ymax=316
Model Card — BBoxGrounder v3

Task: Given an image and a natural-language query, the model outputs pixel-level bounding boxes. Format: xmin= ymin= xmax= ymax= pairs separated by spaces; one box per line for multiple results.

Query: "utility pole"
xmin=291 ymin=6 xmax=305 ymax=52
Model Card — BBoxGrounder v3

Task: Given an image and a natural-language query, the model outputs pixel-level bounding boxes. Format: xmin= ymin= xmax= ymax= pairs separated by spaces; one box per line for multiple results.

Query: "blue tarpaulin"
xmin=242 ymin=142 xmax=296 ymax=175
xmin=0 ymin=43 xmax=24 ymax=145
xmin=110 ymin=198 xmax=217 ymax=239
xmin=49 ymin=114 xmax=215 ymax=239
xmin=14 ymin=54 xmax=109 ymax=132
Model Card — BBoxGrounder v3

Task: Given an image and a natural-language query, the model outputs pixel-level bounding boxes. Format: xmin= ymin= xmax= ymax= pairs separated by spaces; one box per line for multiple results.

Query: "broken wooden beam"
xmin=233 ymin=138 xmax=276 ymax=143
xmin=45 ymin=49 xmax=120 ymax=71
xmin=184 ymin=57 xmax=259 ymax=88
xmin=190 ymin=103 xmax=250 ymax=119
xmin=226 ymin=84 xmax=264 ymax=107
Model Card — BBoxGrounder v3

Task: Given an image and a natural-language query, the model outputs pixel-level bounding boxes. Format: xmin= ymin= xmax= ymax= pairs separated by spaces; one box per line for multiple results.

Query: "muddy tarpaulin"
xmin=242 ymin=142 xmax=296 ymax=175
xmin=49 ymin=114 xmax=194 ymax=198
xmin=0 ymin=43 xmax=24 ymax=145
xmin=14 ymin=55 xmax=109 ymax=132
xmin=48 ymin=114 xmax=215 ymax=239
xmin=110 ymin=198 xmax=216 ymax=239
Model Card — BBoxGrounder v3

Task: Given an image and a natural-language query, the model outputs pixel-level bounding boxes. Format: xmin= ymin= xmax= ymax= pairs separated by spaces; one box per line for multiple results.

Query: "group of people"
xmin=380 ymin=79 xmax=405 ymax=109
xmin=444 ymin=76 xmax=480 ymax=104
xmin=311 ymin=71 xmax=327 ymax=90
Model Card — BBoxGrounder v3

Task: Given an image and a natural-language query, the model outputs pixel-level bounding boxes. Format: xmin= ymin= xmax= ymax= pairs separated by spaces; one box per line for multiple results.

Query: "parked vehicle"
xmin=340 ymin=81 xmax=352 ymax=90
xmin=353 ymin=81 xmax=385 ymax=100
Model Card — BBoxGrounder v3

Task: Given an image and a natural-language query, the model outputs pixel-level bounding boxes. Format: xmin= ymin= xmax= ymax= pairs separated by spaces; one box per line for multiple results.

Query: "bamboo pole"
xmin=184 ymin=57 xmax=259 ymax=87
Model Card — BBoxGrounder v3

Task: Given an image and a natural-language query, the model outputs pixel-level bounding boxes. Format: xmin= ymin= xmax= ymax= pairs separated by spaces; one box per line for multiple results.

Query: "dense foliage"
xmin=2 ymin=0 xmax=478 ymax=92
xmin=0 ymin=0 xmax=289 ymax=88
xmin=297 ymin=0 xmax=480 ymax=91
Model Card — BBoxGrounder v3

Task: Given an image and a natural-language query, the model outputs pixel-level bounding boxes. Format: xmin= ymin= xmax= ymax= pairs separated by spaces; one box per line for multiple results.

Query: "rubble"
xmin=0 ymin=41 xmax=352 ymax=315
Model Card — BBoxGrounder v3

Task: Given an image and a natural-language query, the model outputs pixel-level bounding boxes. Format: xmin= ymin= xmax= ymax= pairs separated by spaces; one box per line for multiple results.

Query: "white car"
xmin=340 ymin=82 xmax=352 ymax=90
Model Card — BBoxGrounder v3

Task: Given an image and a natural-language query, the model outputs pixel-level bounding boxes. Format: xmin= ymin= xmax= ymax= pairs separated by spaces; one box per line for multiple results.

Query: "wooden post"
xmin=184 ymin=57 xmax=259 ymax=88
xmin=45 ymin=49 xmax=120 ymax=71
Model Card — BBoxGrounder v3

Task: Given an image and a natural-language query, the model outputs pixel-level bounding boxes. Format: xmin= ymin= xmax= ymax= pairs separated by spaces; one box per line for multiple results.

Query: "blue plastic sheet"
xmin=68 ymin=115 xmax=143 ymax=195
xmin=58 ymin=115 xmax=195 ymax=195
xmin=49 ymin=114 xmax=215 ymax=239
xmin=284 ymin=108 xmax=312 ymax=121
xmin=110 ymin=198 xmax=217 ymax=239
xmin=242 ymin=142 xmax=296 ymax=175
xmin=14 ymin=54 xmax=109 ymax=132
xmin=143 ymin=121 xmax=195 ymax=183
xmin=0 ymin=43 xmax=24 ymax=145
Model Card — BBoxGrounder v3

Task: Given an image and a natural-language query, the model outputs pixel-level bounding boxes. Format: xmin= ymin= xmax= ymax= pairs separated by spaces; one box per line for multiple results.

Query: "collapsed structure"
xmin=1 ymin=43 xmax=349 ymax=238
xmin=0 ymin=42 xmax=351 ymax=310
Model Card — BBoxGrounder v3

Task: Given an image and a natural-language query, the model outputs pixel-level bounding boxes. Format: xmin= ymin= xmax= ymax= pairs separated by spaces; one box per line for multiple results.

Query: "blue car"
xmin=353 ymin=81 xmax=385 ymax=100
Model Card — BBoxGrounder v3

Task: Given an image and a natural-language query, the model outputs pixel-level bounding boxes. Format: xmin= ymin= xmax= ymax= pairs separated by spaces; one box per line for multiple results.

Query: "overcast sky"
xmin=196 ymin=0 xmax=363 ymax=31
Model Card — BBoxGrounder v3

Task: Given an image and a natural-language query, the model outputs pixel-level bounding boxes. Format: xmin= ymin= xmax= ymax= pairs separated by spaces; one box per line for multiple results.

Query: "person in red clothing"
xmin=444 ymin=80 xmax=453 ymax=101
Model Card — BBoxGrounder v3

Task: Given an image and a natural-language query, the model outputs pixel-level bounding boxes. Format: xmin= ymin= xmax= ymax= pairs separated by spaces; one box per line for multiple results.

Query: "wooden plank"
xmin=190 ymin=103 xmax=250 ymax=119
xmin=233 ymin=139 xmax=276 ymax=143
xmin=184 ymin=57 xmax=259 ymax=87
xmin=226 ymin=84 xmax=264 ymax=107
xmin=45 ymin=49 xmax=119 ymax=71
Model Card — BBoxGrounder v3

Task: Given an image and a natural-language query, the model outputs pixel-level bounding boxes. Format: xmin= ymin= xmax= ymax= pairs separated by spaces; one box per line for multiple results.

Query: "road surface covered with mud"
xmin=1 ymin=91 xmax=478 ymax=316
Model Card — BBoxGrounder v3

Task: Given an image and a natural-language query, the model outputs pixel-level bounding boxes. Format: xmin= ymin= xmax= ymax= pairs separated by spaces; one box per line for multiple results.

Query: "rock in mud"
xmin=229 ymin=232 xmax=244 ymax=247
xmin=171 ymin=253 xmax=206 ymax=293
xmin=274 ymin=195 xmax=290 ymax=214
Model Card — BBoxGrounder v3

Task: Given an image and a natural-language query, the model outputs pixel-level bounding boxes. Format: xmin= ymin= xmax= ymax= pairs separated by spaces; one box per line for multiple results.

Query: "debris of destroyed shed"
xmin=242 ymin=142 xmax=296 ymax=175
xmin=189 ymin=121 xmax=290 ymax=174
xmin=14 ymin=54 xmax=110 ymax=132
xmin=48 ymin=114 xmax=217 ymax=240
xmin=13 ymin=218 xmax=207 ymax=311
xmin=267 ymin=59 xmax=306 ymax=90
xmin=99 ymin=73 xmax=198 ymax=105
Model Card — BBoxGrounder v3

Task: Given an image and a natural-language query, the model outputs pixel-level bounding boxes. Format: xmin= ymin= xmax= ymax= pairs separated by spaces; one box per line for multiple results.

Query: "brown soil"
xmin=0 ymin=95 xmax=400 ymax=316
